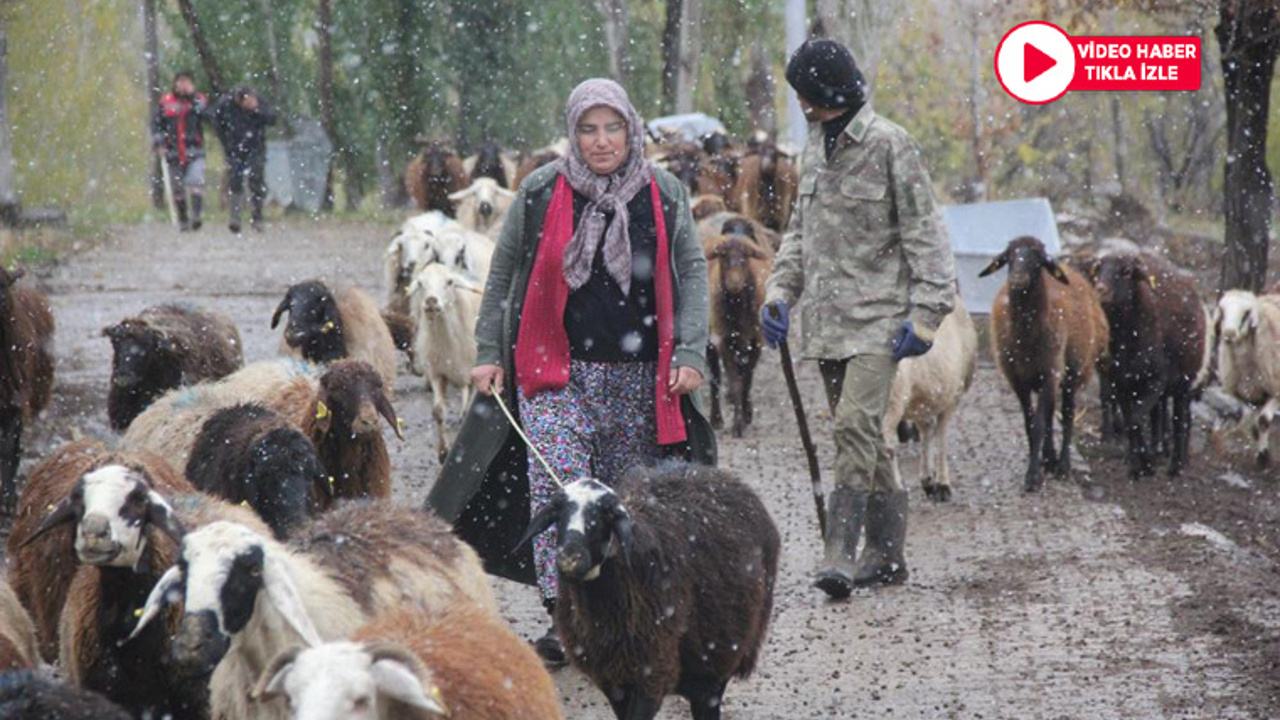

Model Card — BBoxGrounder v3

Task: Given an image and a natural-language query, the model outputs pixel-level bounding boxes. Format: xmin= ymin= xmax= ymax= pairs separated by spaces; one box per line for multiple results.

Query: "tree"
xmin=0 ymin=31 xmax=17 ymax=224
xmin=173 ymin=0 xmax=225 ymax=94
xmin=1216 ymin=0 xmax=1280 ymax=292
xmin=317 ymin=0 xmax=336 ymax=210
xmin=596 ymin=0 xmax=631 ymax=85
xmin=674 ymin=0 xmax=701 ymax=113
xmin=661 ymin=0 xmax=682 ymax=113
xmin=143 ymin=0 xmax=163 ymax=210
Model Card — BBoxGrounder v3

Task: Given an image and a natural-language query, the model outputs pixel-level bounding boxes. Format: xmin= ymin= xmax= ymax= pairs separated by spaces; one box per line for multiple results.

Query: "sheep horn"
xmin=252 ymin=646 xmax=303 ymax=701
xmin=19 ymin=498 xmax=77 ymax=548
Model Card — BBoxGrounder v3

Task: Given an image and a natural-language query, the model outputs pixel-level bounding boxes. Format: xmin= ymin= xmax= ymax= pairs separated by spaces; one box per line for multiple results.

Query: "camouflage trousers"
xmin=818 ymin=355 xmax=903 ymax=493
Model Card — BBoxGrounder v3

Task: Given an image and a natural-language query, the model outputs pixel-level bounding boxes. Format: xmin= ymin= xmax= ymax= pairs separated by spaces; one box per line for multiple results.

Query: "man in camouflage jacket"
xmin=763 ymin=39 xmax=957 ymax=599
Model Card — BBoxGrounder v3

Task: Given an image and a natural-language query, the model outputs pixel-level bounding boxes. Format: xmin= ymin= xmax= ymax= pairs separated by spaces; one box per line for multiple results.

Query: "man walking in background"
xmin=763 ymin=39 xmax=957 ymax=599
xmin=153 ymin=71 xmax=210 ymax=231
xmin=214 ymin=86 xmax=276 ymax=233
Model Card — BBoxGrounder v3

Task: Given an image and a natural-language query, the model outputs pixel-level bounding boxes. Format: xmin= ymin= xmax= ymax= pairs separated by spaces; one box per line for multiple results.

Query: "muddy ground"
xmin=10 ymin=219 xmax=1280 ymax=719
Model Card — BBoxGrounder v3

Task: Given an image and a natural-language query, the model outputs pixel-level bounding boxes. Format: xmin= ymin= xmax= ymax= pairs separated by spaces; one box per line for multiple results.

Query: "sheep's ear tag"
xmin=321 ymin=320 xmax=336 ymax=334
xmin=315 ymin=401 xmax=330 ymax=420
xmin=1148 ymin=274 xmax=1158 ymax=290
xmin=396 ymin=417 xmax=406 ymax=434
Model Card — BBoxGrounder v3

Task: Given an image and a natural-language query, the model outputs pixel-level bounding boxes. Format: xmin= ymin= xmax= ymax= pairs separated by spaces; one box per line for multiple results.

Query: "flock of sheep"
xmin=0 ymin=128 xmax=1278 ymax=720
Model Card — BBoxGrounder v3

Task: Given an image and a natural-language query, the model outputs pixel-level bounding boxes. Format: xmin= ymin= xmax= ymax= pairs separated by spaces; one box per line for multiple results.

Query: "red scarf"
xmin=516 ymin=175 xmax=686 ymax=445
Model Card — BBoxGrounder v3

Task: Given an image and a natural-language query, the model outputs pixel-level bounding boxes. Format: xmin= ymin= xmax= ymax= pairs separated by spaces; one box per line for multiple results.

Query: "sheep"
xmin=0 ymin=576 xmax=38 ymax=671
xmin=0 ymin=670 xmax=132 ymax=720
xmin=517 ymin=463 xmax=779 ymax=720
xmin=1093 ymin=253 xmax=1208 ymax=477
xmin=408 ymin=263 xmax=483 ymax=463
xmin=462 ymin=140 xmax=517 ymax=188
xmin=405 ymin=141 xmax=469 ymax=215
xmin=383 ymin=212 xmax=465 ymax=314
xmin=690 ymin=193 xmax=727 ymax=221
xmin=731 ymin=138 xmax=799 ymax=232
xmin=980 ymin=236 xmax=1108 ymax=492
xmin=449 ymin=177 xmax=517 ymax=239
xmin=5 ymin=440 xmax=189 ymax=661
xmin=882 ymin=297 xmax=979 ymax=501
xmin=272 ymin=279 xmax=398 ymax=387
xmin=186 ymin=402 xmax=330 ymax=538
xmin=127 ymin=502 xmax=496 ymax=720
xmin=125 ymin=359 xmax=403 ymax=511
xmin=253 ymin=603 xmax=563 ymax=720
xmin=102 ymin=303 xmax=244 ymax=431
xmin=0 ymin=266 xmax=55 ymax=515
xmin=703 ymin=227 xmax=772 ymax=438
xmin=1214 ymin=290 xmax=1280 ymax=466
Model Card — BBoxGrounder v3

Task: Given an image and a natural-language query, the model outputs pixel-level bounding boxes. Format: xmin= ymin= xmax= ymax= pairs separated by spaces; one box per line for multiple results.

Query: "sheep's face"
xmin=254 ymin=643 xmax=448 ymax=720
xmin=271 ymin=281 xmax=345 ymax=363
xmin=103 ymin=322 xmax=176 ymax=389
xmin=707 ymin=237 xmax=766 ymax=297
xmin=979 ymin=236 xmax=1069 ymax=291
xmin=520 ymin=478 xmax=634 ymax=583
xmin=409 ymin=264 xmax=478 ymax=320
xmin=247 ymin=428 xmax=328 ymax=535
xmin=315 ymin=360 xmax=401 ymax=439
xmin=20 ymin=464 xmax=183 ymax=571
xmin=1095 ymin=256 xmax=1149 ymax=311
xmin=1217 ymin=291 xmax=1259 ymax=345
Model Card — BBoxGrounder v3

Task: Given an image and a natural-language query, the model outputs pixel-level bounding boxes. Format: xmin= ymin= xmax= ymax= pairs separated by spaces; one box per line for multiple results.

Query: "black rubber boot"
xmin=190 ymin=194 xmax=203 ymax=230
xmin=175 ymin=199 xmax=190 ymax=231
xmin=229 ymin=193 xmax=243 ymax=234
xmin=813 ymin=485 xmax=866 ymax=600
xmin=853 ymin=490 xmax=909 ymax=587
xmin=534 ymin=599 xmax=567 ymax=669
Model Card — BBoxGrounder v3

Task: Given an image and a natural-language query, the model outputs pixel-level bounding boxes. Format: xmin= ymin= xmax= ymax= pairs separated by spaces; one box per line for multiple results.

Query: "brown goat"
xmin=5 ymin=440 xmax=190 ymax=661
xmin=731 ymin=139 xmax=799 ymax=232
xmin=404 ymin=141 xmax=468 ymax=215
xmin=1094 ymin=252 xmax=1206 ymax=477
xmin=0 ymin=574 xmax=39 ymax=671
xmin=705 ymin=231 xmax=772 ymax=438
xmin=510 ymin=148 xmax=561 ymax=189
xmin=0 ymin=266 xmax=55 ymax=515
xmin=982 ymin=236 xmax=1108 ymax=492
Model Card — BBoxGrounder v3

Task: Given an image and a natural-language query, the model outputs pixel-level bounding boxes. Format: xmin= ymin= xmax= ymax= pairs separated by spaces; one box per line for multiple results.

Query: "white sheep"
xmin=1214 ymin=290 xmax=1280 ymax=466
xmin=882 ymin=298 xmax=979 ymax=501
xmin=448 ymin=177 xmax=517 ymax=239
xmin=383 ymin=212 xmax=463 ymax=311
xmin=408 ymin=264 xmax=483 ymax=463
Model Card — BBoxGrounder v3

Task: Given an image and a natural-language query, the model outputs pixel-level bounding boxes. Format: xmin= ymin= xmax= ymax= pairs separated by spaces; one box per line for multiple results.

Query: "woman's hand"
xmin=472 ymin=364 xmax=505 ymax=396
xmin=667 ymin=366 xmax=702 ymax=396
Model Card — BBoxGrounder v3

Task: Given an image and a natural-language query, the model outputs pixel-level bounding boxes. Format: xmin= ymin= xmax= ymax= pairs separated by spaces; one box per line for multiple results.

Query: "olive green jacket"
xmin=426 ymin=162 xmax=716 ymax=585
xmin=765 ymin=104 xmax=957 ymax=359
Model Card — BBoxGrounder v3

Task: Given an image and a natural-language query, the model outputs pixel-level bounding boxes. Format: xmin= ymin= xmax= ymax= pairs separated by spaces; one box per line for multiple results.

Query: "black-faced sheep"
xmin=981 ymin=236 xmax=1108 ymax=492
xmin=128 ymin=502 xmax=496 ymax=720
xmin=704 ymin=226 xmax=772 ymax=438
xmin=464 ymin=141 xmax=516 ymax=187
xmin=1214 ymin=289 xmax=1280 ymax=466
xmin=0 ymin=266 xmax=55 ymax=514
xmin=103 ymin=303 xmax=244 ymax=430
xmin=405 ymin=141 xmax=469 ymax=215
xmin=186 ymin=402 xmax=329 ymax=538
xmin=0 ymin=576 xmax=38 ymax=671
xmin=254 ymin=603 xmax=563 ymax=720
xmin=1094 ymin=253 xmax=1208 ymax=477
xmin=0 ymin=670 xmax=132 ymax=720
xmin=272 ymin=279 xmax=398 ymax=387
xmin=517 ymin=464 xmax=779 ymax=720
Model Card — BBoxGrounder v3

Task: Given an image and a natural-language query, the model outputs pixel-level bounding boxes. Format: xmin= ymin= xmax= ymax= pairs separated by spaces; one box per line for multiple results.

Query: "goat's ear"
xmin=1246 ymin=305 xmax=1259 ymax=332
xmin=124 ymin=564 xmax=184 ymax=644
xmin=497 ymin=187 xmax=517 ymax=199
xmin=611 ymin=505 xmax=634 ymax=566
xmin=373 ymin=391 xmax=404 ymax=441
xmin=513 ymin=496 xmax=562 ymax=554
xmin=19 ymin=498 xmax=77 ymax=548
xmin=252 ymin=646 xmax=302 ymax=702
xmin=270 ymin=289 xmax=292 ymax=329
xmin=977 ymin=251 xmax=1009 ymax=277
xmin=146 ymin=491 xmax=186 ymax=544
xmin=1044 ymin=260 xmax=1070 ymax=285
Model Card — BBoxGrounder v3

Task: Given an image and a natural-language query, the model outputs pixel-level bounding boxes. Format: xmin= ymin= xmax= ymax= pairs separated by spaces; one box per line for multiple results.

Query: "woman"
xmin=427 ymin=78 xmax=715 ymax=665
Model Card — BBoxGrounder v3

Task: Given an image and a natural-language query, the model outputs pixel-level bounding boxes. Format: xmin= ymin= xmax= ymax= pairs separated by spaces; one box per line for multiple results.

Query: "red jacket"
xmin=153 ymin=92 xmax=209 ymax=165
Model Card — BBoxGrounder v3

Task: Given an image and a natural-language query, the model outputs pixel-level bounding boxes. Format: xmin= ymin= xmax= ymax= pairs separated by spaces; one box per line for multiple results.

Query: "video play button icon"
xmin=995 ymin=21 xmax=1076 ymax=104
xmin=1023 ymin=43 xmax=1057 ymax=83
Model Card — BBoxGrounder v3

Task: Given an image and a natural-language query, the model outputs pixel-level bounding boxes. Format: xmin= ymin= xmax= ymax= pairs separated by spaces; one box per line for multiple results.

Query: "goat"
xmin=0 ymin=576 xmax=38 ymax=671
xmin=254 ymin=603 xmax=563 ymax=720
xmin=405 ymin=141 xmax=468 ymax=215
xmin=704 ymin=229 xmax=771 ymax=438
xmin=882 ymin=297 xmax=978 ymax=501
xmin=731 ymin=138 xmax=798 ymax=232
xmin=0 ymin=266 xmax=55 ymax=515
xmin=408 ymin=264 xmax=483 ymax=463
xmin=448 ymin=177 xmax=517 ymax=239
xmin=0 ymin=670 xmax=132 ymax=720
xmin=186 ymin=402 xmax=329 ymax=538
xmin=462 ymin=141 xmax=516 ymax=188
xmin=1214 ymin=290 xmax=1280 ymax=466
xmin=103 ymin=303 xmax=243 ymax=430
xmin=272 ymin=279 xmax=398 ymax=388
xmin=128 ymin=502 xmax=496 ymax=720
xmin=981 ymin=236 xmax=1108 ymax=492
xmin=1094 ymin=253 xmax=1207 ymax=477
xmin=518 ymin=464 xmax=779 ymax=720
xmin=691 ymin=194 xmax=727 ymax=221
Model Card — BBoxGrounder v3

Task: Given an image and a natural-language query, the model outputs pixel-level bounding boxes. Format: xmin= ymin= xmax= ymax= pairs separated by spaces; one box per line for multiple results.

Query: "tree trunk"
xmin=258 ymin=0 xmax=290 ymax=127
xmin=661 ymin=0 xmax=682 ymax=113
xmin=674 ymin=0 xmax=701 ymax=113
xmin=173 ymin=0 xmax=225 ymax=94
xmin=745 ymin=45 xmax=776 ymax=136
xmin=0 ymin=32 xmax=17 ymax=225
xmin=1110 ymin=94 xmax=1126 ymax=191
xmin=596 ymin=0 xmax=631 ymax=85
xmin=966 ymin=7 xmax=987 ymax=202
xmin=1216 ymin=0 xmax=1279 ymax=292
xmin=317 ymin=0 xmax=336 ymax=211
xmin=143 ymin=0 xmax=163 ymax=210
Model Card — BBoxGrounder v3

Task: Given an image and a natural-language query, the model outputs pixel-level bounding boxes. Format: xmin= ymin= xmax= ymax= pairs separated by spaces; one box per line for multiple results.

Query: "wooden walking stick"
xmin=770 ymin=305 xmax=826 ymax=539
xmin=159 ymin=157 xmax=179 ymax=227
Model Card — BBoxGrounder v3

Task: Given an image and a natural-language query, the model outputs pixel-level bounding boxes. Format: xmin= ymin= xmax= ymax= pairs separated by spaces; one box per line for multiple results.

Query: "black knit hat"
xmin=785 ymin=39 xmax=866 ymax=110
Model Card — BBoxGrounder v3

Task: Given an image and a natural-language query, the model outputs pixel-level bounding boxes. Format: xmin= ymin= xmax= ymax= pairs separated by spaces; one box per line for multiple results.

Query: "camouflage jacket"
xmin=765 ymin=104 xmax=956 ymax=359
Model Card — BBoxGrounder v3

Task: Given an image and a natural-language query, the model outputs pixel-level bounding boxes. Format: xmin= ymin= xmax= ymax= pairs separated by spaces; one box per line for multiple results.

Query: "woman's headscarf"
xmin=557 ymin=78 xmax=652 ymax=295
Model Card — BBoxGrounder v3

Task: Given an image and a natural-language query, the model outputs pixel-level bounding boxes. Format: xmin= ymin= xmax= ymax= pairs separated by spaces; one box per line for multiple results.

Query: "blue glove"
xmin=891 ymin=320 xmax=933 ymax=362
xmin=761 ymin=301 xmax=789 ymax=349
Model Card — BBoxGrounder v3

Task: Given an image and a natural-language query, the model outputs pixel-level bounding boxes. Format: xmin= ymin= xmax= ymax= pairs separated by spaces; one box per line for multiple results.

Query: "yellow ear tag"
xmin=321 ymin=320 xmax=336 ymax=334
xmin=396 ymin=417 xmax=406 ymax=432
xmin=240 ymin=500 xmax=250 ymax=508
xmin=133 ymin=608 xmax=144 ymax=618
xmin=315 ymin=401 xmax=330 ymax=420
xmin=45 ymin=503 xmax=55 ymax=512
xmin=1148 ymin=275 xmax=1157 ymax=290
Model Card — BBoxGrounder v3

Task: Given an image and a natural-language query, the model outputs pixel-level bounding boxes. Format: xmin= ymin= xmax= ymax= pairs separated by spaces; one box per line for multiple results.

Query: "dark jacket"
xmin=426 ymin=162 xmax=717 ymax=585
xmin=213 ymin=95 xmax=277 ymax=162
xmin=152 ymin=92 xmax=210 ymax=164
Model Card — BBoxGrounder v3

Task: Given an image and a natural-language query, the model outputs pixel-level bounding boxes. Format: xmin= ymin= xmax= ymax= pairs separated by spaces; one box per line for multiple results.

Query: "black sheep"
xmin=0 ymin=670 xmax=132 ymax=720
xmin=518 ymin=463 xmax=779 ymax=720
xmin=186 ymin=403 xmax=328 ymax=538
xmin=0 ymin=266 xmax=55 ymax=514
